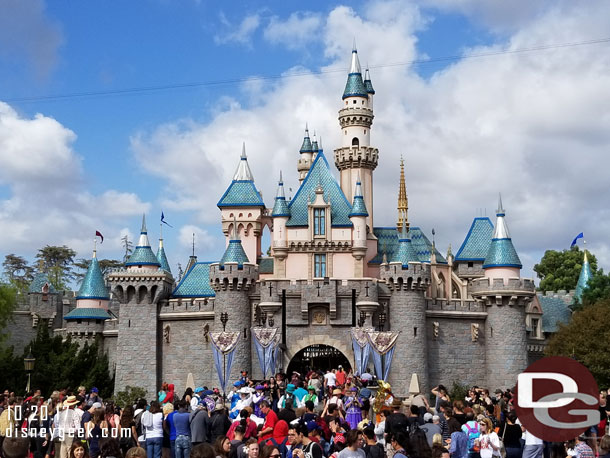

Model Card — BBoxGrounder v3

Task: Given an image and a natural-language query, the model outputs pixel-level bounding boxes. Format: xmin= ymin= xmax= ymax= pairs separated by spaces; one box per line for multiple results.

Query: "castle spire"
xmin=76 ymin=248 xmax=109 ymax=300
xmin=343 ymin=45 xmax=367 ymax=99
xmin=126 ymin=214 xmax=161 ymax=268
xmin=220 ymin=217 xmax=250 ymax=268
xmin=157 ymin=237 xmax=171 ymax=273
xmin=272 ymin=171 xmax=290 ymax=217
xmin=233 ymin=142 xmax=254 ymax=181
xmin=391 ymin=210 xmax=418 ymax=267
xmin=364 ymin=68 xmax=375 ymax=94
xmin=483 ymin=195 xmax=522 ymax=269
xmin=397 ymin=157 xmax=409 ymax=232
xmin=574 ymin=245 xmax=592 ymax=301
xmin=299 ymin=125 xmax=313 ymax=153
xmin=349 ymin=174 xmax=368 ymax=217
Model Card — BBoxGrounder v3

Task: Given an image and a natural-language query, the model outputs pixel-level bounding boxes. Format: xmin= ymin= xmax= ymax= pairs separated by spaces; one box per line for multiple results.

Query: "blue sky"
xmin=1 ymin=0 xmax=610 ymax=284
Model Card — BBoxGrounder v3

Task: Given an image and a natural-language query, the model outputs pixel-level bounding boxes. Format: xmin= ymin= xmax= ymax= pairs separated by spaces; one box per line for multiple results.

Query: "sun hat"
xmin=286 ymin=384 xmax=296 ymax=394
xmin=63 ymin=395 xmax=79 ymax=407
xmin=332 ymin=388 xmax=342 ymax=395
xmin=238 ymin=387 xmax=251 ymax=394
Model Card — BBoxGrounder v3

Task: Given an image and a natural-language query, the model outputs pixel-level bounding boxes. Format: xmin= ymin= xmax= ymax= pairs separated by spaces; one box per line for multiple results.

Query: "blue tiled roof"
xmin=220 ymin=240 xmax=249 ymax=267
xmin=539 ymin=295 xmax=572 ymax=333
xmin=300 ymin=135 xmax=313 ymax=153
xmin=311 ymin=140 xmax=319 ymax=152
xmin=392 ymin=235 xmax=419 ymax=266
xmin=218 ymin=180 xmax=265 ymax=208
xmin=343 ymin=73 xmax=368 ymax=99
xmin=483 ymin=238 xmax=522 ymax=268
xmin=28 ymin=272 xmax=56 ymax=294
xmin=172 ymin=262 xmax=216 ymax=298
xmin=364 ymin=79 xmax=375 ymax=94
xmin=349 ymin=195 xmax=368 ymax=217
xmin=287 ymin=151 xmax=352 ymax=227
xmin=157 ymin=246 xmax=172 ymax=273
xmin=410 ymin=227 xmax=448 ymax=264
xmin=455 ymin=217 xmax=494 ymax=261
xmin=76 ymin=256 xmax=109 ymax=300
xmin=126 ymin=244 xmax=161 ymax=267
xmin=272 ymin=197 xmax=290 ymax=217
xmin=369 ymin=226 xmax=446 ymax=264
xmin=258 ymin=257 xmax=274 ymax=274
xmin=65 ymin=307 xmax=111 ymax=321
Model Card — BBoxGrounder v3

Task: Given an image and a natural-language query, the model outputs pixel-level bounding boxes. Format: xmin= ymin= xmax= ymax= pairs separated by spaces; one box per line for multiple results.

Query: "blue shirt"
xmin=166 ymin=411 xmax=177 ymax=440
xmin=173 ymin=411 xmax=191 ymax=437
xmin=449 ymin=431 xmax=469 ymax=458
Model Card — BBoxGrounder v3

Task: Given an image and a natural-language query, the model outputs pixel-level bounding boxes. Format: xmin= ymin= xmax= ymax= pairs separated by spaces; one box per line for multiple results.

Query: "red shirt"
xmin=260 ymin=410 xmax=278 ymax=443
xmin=335 ymin=371 xmax=346 ymax=386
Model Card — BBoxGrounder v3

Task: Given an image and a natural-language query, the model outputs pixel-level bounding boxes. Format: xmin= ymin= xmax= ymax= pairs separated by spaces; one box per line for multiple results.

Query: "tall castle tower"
xmin=334 ymin=45 xmax=378 ymax=231
xmin=471 ymin=196 xmax=535 ymax=389
xmin=108 ymin=215 xmax=174 ymax=398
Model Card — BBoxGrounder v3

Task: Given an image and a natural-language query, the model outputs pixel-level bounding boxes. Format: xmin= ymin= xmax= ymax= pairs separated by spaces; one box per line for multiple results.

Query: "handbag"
xmin=499 ymin=425 xmax=507 ymax=458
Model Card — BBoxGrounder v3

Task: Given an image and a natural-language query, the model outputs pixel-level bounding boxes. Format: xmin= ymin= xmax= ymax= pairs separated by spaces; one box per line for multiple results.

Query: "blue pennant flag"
xmin=161 ymin=211 xmax=173 ymax=228
xmin=571 ymin=232 xmax=584 ymax=248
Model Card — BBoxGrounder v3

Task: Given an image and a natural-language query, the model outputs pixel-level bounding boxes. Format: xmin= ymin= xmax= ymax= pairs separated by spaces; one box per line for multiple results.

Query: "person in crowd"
xmin=497 ymin=412 xmax=521 ymax=458
xmin=548 ymin=442 xmax=567 ymax=458
xmin=214 ymin=436 xmax=231 ymax=458
xmin=422 ymin=414 xmax=442 ymax=447
xmin=476 ymin=418 xmax=500 ymax=458
xmin=165 ymin=384 xmax=176 ymax=405
xmin=520 ymin=422 xmax=543 ymax=458
xmin=68 ymin=442 xmax=90 ymax=458
xmin=264 ymin=420 xmax=289 ymax=458
xmin=452 ymin=402 xmax=467 ymax=426
xmin=385 ymin=399 xmax=408 ymax=438
xmin=303 ymin=387 xmax=319 ymax=409
xmin=172 ymin=400 xmax=191 ymax=458
xmin=374 ymin=409 xmax=389 ymax=446
xmin=104 ymin=401 xmax=120 ymax=430
xmin=432 ymin=386 xmax=451 ymax=413
xmin=229 ymin=425 xmax=245 ymax=458
xmin=345 ymin=388 xmax=362 ymax=430
xmin=134 ymin=398 xmax=148 ymax=448
xmin=252 ymin=386 xmax=267 ymax=418
xmin=159 ymin=383 xmax=169 ymax=404
xmin=337 ymin=429 xmax=365 ymax=458
xmin=142 ymin=400 xmax=164 ymax=458
xmin=389 ymin=432 xmax=409 ymax=458
xmin=573 ymin=434 xmax=595 ymax=458
xmin=258 ymin=401 xmax=278 ymax=443
xmin=210 ymin=404 xmax=231 ymax=445
xmin=362 ymin=428 xmax=384 ymax=458
xmin=119 ymin=405 xmax=139 ymax=456
xmin=182 ymin=388 xmax=194 ymax=406
xmin=599 ymin=435 xmax=610 ymax=458
xmin=244 ymin=439 xmax=259 ymax=458
xmin=407 ymin=405 xmax=424 ymax=432
xmin=448 ymin=428 xmax=468 ymax=458
xmin=411 ymin=392 xmax=430 ymax=418
xmin=164 ymin=401 xmax=177 ymax=458
xmin=190 ymin=443 xmax=216 ymax=458
xmin=324 ymin=370 xmax=337 ymax=395
xmin=126 ymin=446 xmax=148 ymax=458
xmin=231 ymin=389 xmax=253 ymax=421
xmin=99 ymin=438 xmax=122 ymax=458
xmin=259 ymin=445 xmax=281 ymax=458
xmin=461 ymin=412 xmax=480 ymax=458
xmin=328 ymin=390 xmax=344 ymax=413
xmin=410 ymin=429 xmax=432 ymax=458
xmin=87 ymin=389 xmax=102 ymax=408
xmin=335 ymin=367 xmax=347 ymax=389
xmin=289 ymin=423 xmax=323 ymax=458
xmin=85 ymin=408 xmax=108 ymax=458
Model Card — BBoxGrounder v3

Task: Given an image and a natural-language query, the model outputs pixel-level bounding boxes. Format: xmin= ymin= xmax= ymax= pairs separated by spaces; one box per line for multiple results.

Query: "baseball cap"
xmin=423 ymin=413 xmax=433 ymax=422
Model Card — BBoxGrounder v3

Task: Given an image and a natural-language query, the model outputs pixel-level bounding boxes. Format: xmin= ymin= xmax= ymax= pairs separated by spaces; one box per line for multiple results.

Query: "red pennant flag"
xmin=95 ymin=231 xmax=104 ymax=243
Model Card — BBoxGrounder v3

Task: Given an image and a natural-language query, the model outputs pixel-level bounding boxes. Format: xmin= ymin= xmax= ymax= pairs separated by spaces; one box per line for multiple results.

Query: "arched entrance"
xmin=286 ymin=344 xmax=351 ymax=375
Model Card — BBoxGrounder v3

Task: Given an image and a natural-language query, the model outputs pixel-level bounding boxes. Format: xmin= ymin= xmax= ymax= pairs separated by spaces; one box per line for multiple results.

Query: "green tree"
xmin=36 ymin=245 xmax=77 ymax=290
xmin=577 ymin=271 xmax=610 ymax=309
xmin=0 ymin=284 xmax=17 ymax=344
xmin=73 ymin=258 xmax=123 ymax=283
xmin=121 ymin=235 xmax=133 ymax=263
xmin=546 ymin=300 xmax=610 ymax=387
xmin=534 ymin=247 xmax=598 ymax=293
xmin=2 ymin=255 xmax=34 ymax=295
xmin=112 ymin=386 xmax=147 ymax=409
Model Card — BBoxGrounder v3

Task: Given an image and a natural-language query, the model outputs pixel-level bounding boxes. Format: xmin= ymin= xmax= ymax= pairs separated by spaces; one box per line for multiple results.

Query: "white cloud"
xmin=214 ymin=13 xmax=260 ymax=46
xmin=264 ymin=12 xmax=323 ymax=50
xmin=132 ymin=0 xmax=610 ymax=277
xmin=0 ymin=0 xmax=63 ymax=78
xmin=0 ymin=102 xmax=150 ymax=261
xmin=178 ymin=225 xmax=219 ymax=254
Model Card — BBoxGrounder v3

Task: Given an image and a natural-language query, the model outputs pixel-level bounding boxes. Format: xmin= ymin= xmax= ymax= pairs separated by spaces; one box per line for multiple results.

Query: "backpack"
xmin=464 ymin=422 xmax=480 ymax=451
xmin=134 ymin=411 xmax=144 ymax=438
xmin=268 ymin=437 xmax=289 ymax=458
xmin=366 ymin=443 xmax=386 ymax=458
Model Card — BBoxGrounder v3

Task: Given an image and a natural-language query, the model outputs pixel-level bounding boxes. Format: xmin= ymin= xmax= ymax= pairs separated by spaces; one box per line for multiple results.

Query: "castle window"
xmin=468 ymin=262 xmax=474 ymax=268
xmin=353 ymin=100 xmax=357 ymax=104
xmin=314 ymin=254 xmax=326 ymax=278
xmin=531 ymin=318 xmax=540 ymax=338
xmin=352 ymin=137 xmax=359 ymax=147
xmin=314 ymin=208 xmax=325 ymax=235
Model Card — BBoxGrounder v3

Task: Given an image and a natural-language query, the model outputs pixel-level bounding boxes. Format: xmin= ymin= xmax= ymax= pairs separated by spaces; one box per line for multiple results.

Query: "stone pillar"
xmin=380 ymin=262 xmax=431 ymax=396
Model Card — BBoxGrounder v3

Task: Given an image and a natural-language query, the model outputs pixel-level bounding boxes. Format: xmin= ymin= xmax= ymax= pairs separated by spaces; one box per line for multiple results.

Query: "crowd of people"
xmin=1 ymin=368 xmax=609 ymax=458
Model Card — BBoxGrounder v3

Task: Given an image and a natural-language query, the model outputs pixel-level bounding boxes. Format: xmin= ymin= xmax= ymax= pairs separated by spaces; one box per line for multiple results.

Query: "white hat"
xmin=423 ymin=412 xmax=433 ymax=422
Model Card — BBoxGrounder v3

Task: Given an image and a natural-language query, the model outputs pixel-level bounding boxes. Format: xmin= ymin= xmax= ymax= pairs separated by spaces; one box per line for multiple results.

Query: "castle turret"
xmin=157 ymin=234 xmax=171 ymax=274
xmin=364 ymin=68 xmax=375 ymax=108
xmin=471 ymin=195 xmax=535 ymax=389
xmin=27 ymin=265 xmax=63 ymax=332
xmin=349 ymin=176 xmax=368 ymax=277
xmin=218 ymin=144 xmax=265 ymax=265
xmin=65 ymin=247 xmax=111 ymax=340
xmin=380 ymin=220 xmax=431 ymax=395
xmin=108 ymin=215 xmax=174 ymax=398
xmin=210 ymin=224 xmax=257 ymax=385
xmin=334 ymin=44 xmax=378 ymax=231
xmin=272 ymin=172 xmax=290 ymax=278
xmin=574 ymin=249 xmax=592 ymax=302
xmin=397 ymin=158 xmax=409 ymax=233
xmin=297 ymin=126 xmax=314 ymax=183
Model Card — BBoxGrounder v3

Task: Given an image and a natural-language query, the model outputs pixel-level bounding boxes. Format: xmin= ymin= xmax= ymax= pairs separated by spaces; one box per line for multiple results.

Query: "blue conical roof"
xmin=220 ymin=240 xmax=249 ymax=268
xmin=126 ymin=215 xmax=161 ymax=267
xmin=217 ymin=145 xmax=265 ymax=208
xmin=343 ymin=49 xmax=368 ymax=99
xmin=28 ymin=271 xmax=56 ymax=294
xmin=574 ymin=251 xmax=592 ymax=301
xmin=272 ymin=172 xmax=290 ymax=217
xmin=483 ymin=197 xmax=522 ymax=269
xmin=300 ymin=127 xmax=313 ymax=153
xmin=157 ymin=240 xmax=171 ymax=273
xmin=349 ymin=179 xmax=368 ymax=217
xmin=392 ymin=227 xmax=419 ymax=267
xmin=364 ymin=69 xmax=375 ymax=94
xmin=77 ymin=252 xmax=109 ymax=300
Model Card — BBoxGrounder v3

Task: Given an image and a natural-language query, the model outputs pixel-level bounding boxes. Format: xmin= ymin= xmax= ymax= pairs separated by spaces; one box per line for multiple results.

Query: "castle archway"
xmin=285 ymin=335 xmax=353 ymax=375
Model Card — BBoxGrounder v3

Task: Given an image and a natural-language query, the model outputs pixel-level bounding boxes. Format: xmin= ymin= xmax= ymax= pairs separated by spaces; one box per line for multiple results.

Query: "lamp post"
xmin=24 ymin=349 xmax=35 ymax=394
xmin=219 ymin=312 xmax=229 ymax=402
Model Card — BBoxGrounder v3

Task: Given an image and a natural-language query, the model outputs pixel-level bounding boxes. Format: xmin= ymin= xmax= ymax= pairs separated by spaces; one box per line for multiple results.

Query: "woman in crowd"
xmin=259 ymin=445 xmax=281 ymax=458
xmin=182 ymin=388 xmax=193 ymax=405
xmin=497 ymin=412 xmax=521 ymax=458
xmin=389 ymin=432 xmax=410 ymax=458
xmin=163 ymin=402 xmax=176 ymax=458
xmin=86 ymin=408 xmax=108 ymax=458
xmin=599 ymin=435 xmax=610 ymax=458
xmin=69 ymin=441 xmax=90 ymax=458
xmin=344 ymin=388 xmax=362 ymax=430
xmin=118 ymin=405 xmax=139 ymax=456
xmin=477 ymin=418 xmax=500 ymax=458
xmin=214 ymin=436 xmax=231 ymax=458
xmin=244 ymin=439 xmax=259 ymax=458
xmin=143 ymin=401 xmax=164 ymax=458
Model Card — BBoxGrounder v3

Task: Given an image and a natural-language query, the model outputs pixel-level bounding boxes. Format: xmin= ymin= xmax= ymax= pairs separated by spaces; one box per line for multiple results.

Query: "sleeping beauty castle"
xmin=10 ymin=46 xmax=582 ymax=398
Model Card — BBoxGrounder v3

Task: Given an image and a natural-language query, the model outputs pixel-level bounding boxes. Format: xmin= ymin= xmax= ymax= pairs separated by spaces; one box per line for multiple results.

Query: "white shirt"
xmin=516 ymin=420 xmax=542 ymax=446
xmin=324 ymin=373 xmax=337 ymax=387
xmin=142 ymin=411 xmax=163 ymax=439
xmin=479 ymin=432 xmax=501 ymax=458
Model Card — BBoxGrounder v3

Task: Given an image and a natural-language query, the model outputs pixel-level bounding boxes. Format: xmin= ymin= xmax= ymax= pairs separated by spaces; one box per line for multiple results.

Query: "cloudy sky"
xmin=1 ymin=0 xmax=609 ymax=282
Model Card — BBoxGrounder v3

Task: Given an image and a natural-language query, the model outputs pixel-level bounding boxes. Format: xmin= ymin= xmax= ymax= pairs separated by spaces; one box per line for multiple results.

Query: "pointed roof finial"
xmin=318 ymin=135 xmax=323 ymax=150
xmin=272 ymin=171 xmax=290 ymax=217
xmin=192 ymin=232 xmax=195 ymax=256
xmin=397 ymin=157 xmax=409 ymax=232
xmin=141 ymin=213 xmax=147 ymax=233
xmin=575 ymin=240 xmax=592 ymax=301
xmin=350 ymin=42 xmax=362 ymax=74
xmin=300 ymin=125 xmax=313 ymax=153
xmin=232 ymin=143 xmax=255 ymax=181
xmin=483 ymin=195 xmax=522 ymax=269
xmin=497 ymin=193 xmax=505 ymax=215
xmin=241 ymin=142 xmax=247 ymax=159
xmin=352 ymin=37 xmax=357 ymax=51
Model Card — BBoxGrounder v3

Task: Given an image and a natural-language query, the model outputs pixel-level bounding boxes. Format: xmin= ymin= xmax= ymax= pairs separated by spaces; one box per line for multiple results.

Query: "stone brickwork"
xmin=426 ymin=315 xmax=487 ymax=388
xmin=5 ymin=312 xmax=38 ymax=350
xmin=455 ymin=262 xmax=485 ymax=278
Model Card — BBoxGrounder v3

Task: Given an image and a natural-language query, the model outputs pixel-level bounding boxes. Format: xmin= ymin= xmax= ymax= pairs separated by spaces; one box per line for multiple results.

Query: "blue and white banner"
xmin=350 ymin=327 xmax=372 ymax=376
xmin=210 ymin=331 xmax=240 ymax=393
xmin=367 ymin=331 xmax=400 ymax=381
xmin=252 ymin=327 xmax=280 ymax=379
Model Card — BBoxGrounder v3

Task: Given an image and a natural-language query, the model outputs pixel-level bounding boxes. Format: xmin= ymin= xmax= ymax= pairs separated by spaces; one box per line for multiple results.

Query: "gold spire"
xmin=397 ymin=157 xmax=409 ymax=232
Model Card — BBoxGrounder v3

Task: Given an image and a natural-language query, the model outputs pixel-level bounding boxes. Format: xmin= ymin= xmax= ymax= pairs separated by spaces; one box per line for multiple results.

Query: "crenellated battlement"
xmin=210 ymin=262 xmax=258 ymax=291
xmin=380 ymin=262 xmax=431 ymax=291
xmin=338 ymin=106 xmax=374 ymax=128
xmin=470 ymin=276 xmax=535 ymax=307
xmin=334 ymin=146 xmax=378 ymax=171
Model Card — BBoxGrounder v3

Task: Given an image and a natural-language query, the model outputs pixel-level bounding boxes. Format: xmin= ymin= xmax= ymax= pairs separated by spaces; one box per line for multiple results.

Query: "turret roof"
xmin=349 ymin=179 xmax=368 ymax=217
xmin=364 ymin=68 xmax=375 ymax=94
xmin=343 ymin=48 xmax=368 ymax=99
xmin=28 ymin=272 xmax=56 ymax=294
xmin=64 ymin=307 xmax=111 ymax=321
xmin=172 ymin=262 xmax=216 ymax=298
xmin=539 ymin=294 xmax=572 ymax=333
xmin=574 ymin=250 xmax=592 ymax=301
xmin=272 ymin=172 xmax=290 ymax=217
xmin=218 ymin=145 xmax=265 ymax=208
xmin=220 ymin=240 xmax=249 ymax=267
xmin=157 ymin=240 xmax=171 ymax=273
xmin=391 ymin=226 xmax=419 ymax=266
xmin=287 ymin=151 xmax=352 ymax=227
xmin=76 ymin=252 xmax=109 ymax=300
xmin=300 ymin=127 xmax=313 ymax=153
xmin=455 ymin=217 xmax=494 ymax=261
xmin=483 ymin=197 xmax=522 ymax=269
xmin=126 ymin=215 xmax=161 ymax=267
xmin=369 ymin=227 xmax=447 ymax=265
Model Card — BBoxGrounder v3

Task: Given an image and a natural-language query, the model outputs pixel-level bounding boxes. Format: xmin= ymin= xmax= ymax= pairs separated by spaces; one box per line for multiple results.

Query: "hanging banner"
xmin=350 ymin=327 xmax=373 ymax=376
xmin=270 ymin=333 xmax=281 ymax=376
xmin=210 ymin=331 xmax=240 ymax=393
xmin=252 ymin=327 xmax=280 ymax=379
xmin=367 ymin=331 xmax=400 ymax=381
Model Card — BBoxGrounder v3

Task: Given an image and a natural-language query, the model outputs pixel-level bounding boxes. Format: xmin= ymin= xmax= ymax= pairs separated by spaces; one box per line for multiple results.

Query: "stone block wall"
xmin=5 ymin=312 xmax=37 ymax=351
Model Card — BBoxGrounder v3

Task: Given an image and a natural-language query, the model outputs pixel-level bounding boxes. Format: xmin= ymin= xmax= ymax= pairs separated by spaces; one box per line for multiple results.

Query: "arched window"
xmin=352 ymin=137 xmax=359 ymax=147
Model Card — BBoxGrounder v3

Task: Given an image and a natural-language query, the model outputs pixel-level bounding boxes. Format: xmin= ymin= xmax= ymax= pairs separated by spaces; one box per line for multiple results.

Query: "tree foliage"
xmin=36 ymin=245 xmax=77 ymax=291
xmin=2 ymin=255 xmax=34 ymax=295
xmin=545 ymin=300 xmax=610 ymax=387
xmin=112 ymin=386 xmax=147 ymax=409
xmin=0 ymin=323 xmax=113 ymax=397
xmin=534 ymin=247 xmax=598 ymax=293
xmin=0 ymin=284 xmax=17 ymax=344
xmin=577 ymin=271 xmax=610 ymax=309
xmin=73 ymin=258 xmax=123 ymax=283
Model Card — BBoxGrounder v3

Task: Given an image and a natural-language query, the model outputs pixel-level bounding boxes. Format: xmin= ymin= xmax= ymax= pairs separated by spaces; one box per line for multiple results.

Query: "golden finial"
xmin=397 ymin=156 xmax=409 ymax=233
